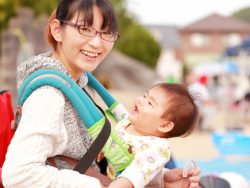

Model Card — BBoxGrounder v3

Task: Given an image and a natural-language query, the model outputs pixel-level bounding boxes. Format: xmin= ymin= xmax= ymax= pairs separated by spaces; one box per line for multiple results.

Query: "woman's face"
xmin=56 ymin=6 xmax=114 ymax=80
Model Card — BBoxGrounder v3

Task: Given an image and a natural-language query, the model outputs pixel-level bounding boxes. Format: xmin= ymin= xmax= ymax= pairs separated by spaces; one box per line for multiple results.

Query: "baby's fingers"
xmin=189 ymin=182 xmax=201 ymax=188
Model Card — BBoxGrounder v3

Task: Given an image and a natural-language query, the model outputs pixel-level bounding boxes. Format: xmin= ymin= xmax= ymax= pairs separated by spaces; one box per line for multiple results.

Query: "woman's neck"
xmin=52 ymin=52 xmax=81 ymax=81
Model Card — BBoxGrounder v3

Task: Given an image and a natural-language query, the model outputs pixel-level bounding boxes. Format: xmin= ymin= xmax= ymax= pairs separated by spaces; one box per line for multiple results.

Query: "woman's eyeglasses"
xmin=60 ymin=20 xmax=120 ymax=42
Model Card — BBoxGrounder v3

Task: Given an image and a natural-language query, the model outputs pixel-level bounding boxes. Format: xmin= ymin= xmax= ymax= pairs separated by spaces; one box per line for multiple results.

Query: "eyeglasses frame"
xmin=59 ymin=20 xmax=120 ymax=42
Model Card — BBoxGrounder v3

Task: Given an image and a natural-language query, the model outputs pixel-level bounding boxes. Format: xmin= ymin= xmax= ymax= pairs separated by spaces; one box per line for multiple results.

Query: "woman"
xmin=2 ymin=0 xmax=200 ymax=187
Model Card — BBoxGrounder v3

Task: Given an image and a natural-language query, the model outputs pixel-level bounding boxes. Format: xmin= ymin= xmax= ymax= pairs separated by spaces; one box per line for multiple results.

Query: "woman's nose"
xmin=88 ymin=35 xmax=102 ymax=47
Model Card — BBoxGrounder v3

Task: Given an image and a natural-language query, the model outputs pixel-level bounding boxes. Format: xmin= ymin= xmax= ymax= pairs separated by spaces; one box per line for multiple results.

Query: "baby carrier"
xmin=0 ymin=69 xmax=134 ymax=187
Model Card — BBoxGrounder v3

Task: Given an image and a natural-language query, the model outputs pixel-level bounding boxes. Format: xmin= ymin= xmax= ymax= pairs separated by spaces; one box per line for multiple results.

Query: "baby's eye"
xmin=148 ymin=101 xmax=152 ymax=106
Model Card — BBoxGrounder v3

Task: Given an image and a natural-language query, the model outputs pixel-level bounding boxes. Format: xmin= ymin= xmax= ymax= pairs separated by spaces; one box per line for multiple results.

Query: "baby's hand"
xmin=183 ymin=160 xmax=196 ymax=177
xmin=188 ymin=167 xmax=201 ymax=188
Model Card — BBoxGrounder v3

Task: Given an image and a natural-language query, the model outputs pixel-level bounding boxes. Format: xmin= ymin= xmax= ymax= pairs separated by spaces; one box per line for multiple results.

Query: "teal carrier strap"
xmin=18 ymin=69 xmax=134 ymax=174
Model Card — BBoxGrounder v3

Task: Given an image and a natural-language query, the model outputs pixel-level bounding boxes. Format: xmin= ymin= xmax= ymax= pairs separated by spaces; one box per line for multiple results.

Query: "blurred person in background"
xmin=242 ymin=91 xmax=250 ymax=124
xmin=185 ymin=71 xmax=214 ymax=131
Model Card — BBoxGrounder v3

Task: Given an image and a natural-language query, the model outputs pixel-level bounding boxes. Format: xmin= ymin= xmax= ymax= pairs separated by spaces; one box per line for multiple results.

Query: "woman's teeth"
xmin=82 ymin=50 xmax=98 ymax=57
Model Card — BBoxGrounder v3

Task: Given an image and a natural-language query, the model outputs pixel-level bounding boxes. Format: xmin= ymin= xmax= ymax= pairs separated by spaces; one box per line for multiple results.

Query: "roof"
xmin=180 ymin=13 xmax=250 ymax=32
xmin=145 ymin=25 xmax=180 ymax=49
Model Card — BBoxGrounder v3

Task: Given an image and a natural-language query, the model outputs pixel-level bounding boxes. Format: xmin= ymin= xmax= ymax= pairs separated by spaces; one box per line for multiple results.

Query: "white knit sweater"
xmin=2 ymin=53 xmax=101 ymax=188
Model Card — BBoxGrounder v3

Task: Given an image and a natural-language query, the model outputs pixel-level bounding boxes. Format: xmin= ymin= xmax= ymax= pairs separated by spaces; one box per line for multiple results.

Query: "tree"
xmin=111 ymin=0 xmax=161 ymax=67
xmin=0 ymin=0 xmax=16 ymax=32
xmin=0 ymin=0 xmax=16 ymax=57
xmin=116 ymin=21 xmax=161 ymax=67
xmin=17 ymin=0 xmax=58 ymax=16
xmin=0 ymin=0 xmax=58 ymax=32
xmin=232 ymin=7 xmax=250 ymax=24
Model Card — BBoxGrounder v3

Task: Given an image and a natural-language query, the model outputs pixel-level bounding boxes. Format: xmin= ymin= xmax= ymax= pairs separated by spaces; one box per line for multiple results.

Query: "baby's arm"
xmin=113 ymin=139 xmax=171 ymax=188
xmin=108 ymin=177 xmax=134 ymax=188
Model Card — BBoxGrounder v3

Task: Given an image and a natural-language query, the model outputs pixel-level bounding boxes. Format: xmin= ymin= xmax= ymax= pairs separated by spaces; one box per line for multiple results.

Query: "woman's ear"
xmin=50 ymin=19 xmax=63 ymax=42
xmin=158 ymin=121 xmax=174 ymax=133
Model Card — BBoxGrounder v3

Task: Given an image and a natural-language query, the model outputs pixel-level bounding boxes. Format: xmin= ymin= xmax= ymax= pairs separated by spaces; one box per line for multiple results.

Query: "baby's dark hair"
xmin=45 ymin=0 xmax=118 ymax=49
xmin=153 ymin=83 xmax=199 ymax=138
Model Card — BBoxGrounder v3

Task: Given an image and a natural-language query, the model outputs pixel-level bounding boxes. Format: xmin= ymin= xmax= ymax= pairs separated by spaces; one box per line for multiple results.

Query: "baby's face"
xmin=128 ymin=86 xmax=169 ymax=136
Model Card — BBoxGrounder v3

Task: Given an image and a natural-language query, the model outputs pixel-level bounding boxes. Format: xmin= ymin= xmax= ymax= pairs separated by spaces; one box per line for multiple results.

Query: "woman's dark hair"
xmin=153 ymin=83 xmax=199 ymax=138
xmin=45 ymin=0 xmax=118 ymax=49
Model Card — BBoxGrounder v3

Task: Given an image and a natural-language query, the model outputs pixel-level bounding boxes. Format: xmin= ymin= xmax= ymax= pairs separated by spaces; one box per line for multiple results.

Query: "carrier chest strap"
xmin=47 ymin=156 xmax=112 ymax=186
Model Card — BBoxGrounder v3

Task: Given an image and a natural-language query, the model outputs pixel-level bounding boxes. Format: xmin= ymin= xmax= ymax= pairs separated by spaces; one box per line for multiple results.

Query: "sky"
xmin=126 ymin=0 xmax=250 ymax=26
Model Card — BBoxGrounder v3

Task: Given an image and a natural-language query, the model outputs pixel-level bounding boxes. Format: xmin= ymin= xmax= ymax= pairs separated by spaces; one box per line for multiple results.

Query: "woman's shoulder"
xmin=24 ymin=86 xmax=65 ymax=108
xmin=17 ymin=52 xmax=67 ymax=88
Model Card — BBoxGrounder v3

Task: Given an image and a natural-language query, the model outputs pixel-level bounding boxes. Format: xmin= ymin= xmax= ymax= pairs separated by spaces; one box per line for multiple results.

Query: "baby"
xmin=106 ymin=83 xmax=199 ymax=188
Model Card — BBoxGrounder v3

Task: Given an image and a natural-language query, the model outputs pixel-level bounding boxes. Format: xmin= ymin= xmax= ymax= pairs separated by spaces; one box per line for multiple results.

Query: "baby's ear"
xmin=158 ymin=121 xmax=174 ymax=133
xmin=50 ymin=19 xmax=63 ymax=42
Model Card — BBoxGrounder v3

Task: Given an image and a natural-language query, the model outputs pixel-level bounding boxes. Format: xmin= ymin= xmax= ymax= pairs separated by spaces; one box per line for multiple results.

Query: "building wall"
xmin=178 ymin=31 xmax=250 ymax=66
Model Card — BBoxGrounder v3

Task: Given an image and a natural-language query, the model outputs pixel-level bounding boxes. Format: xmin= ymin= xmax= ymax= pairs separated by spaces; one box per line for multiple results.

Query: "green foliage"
xmin=232 ymin=7 xmax=250 ymax=24
xmin=116 ymin=22 xmax=161 ymax=67
xmin=0 ymin=0 xmax=16 ymax=31
xmin=0 ymin=0 xmax=58 ymax=32
xmin=18 ymin=0 xmax=59 ymax=16
xmin=111 ymin=0 xmax=161 ymax=67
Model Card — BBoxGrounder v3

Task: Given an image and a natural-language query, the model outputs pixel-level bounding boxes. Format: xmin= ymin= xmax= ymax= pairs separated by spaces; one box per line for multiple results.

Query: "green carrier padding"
xmin=18 ymin=69 xmax=133 ymax=174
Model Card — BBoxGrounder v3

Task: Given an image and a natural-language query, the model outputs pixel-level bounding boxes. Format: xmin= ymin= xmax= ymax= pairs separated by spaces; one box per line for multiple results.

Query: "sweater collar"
xmin=17 ymin=52 xmax=88 ymax=89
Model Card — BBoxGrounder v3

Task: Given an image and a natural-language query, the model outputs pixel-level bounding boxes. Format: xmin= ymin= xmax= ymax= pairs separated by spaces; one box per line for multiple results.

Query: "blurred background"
xmin=0 ymin=0 xmax=250 ymax=186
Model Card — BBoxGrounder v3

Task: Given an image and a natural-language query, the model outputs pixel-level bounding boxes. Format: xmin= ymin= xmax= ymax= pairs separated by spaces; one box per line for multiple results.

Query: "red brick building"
xmin=178 ymin=13 xmax=250 ymax=66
